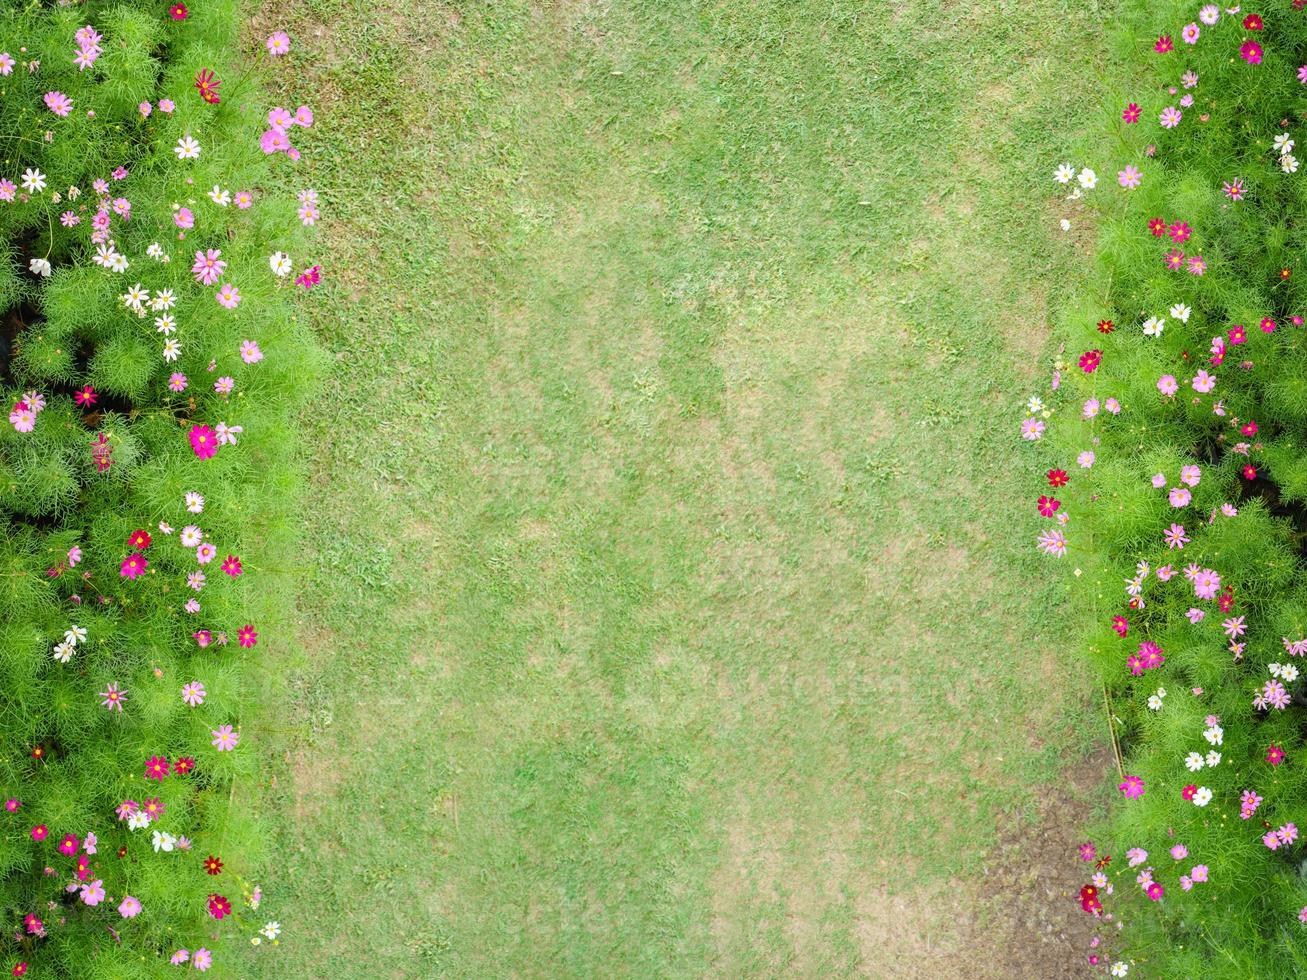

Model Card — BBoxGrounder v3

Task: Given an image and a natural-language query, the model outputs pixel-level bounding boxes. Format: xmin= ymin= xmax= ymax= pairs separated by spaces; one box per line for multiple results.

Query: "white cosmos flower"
xmin=1193 ymin=786 xmax=1213 ymax=806
xmin=1275 ymin=133 xmax=1294 ymax=155
xmin=1143 ymin=316 xmax=1165 ymax=337
xmin=20 ymin=168 xmax=45 ymax=193
xmin=1170 ymin=303 xmax=1191 ymax=322
xmin=65 ymin=625 xmax=87 ymax=645
xmin=162 ymin=338 xmax=181 ymax=362
xmin=108 ymin=252 xmax=128 ymax=273
xmin=1054 ymin=162 xmax=1076 ymax=184
xmin=207 ymin=185 xmax=230 ymax=207
xmin=52 ymin=642 xmax=73 ymax=663
xmin=1077 ymin=167 xmax=1097 ymax=189
xmin=269 ymin=251 xmax=292 ymax=276
xmin=1283 ymin=154 xmax=1299 ymax=174
xmin=155 ymin=314 xmax=176 ymax=335
xmin=174 ymin=135 xmax=201 ymax=160
xmin=1185 ymin=752 xmax=1204 ymax=771
xmin=29 ymin=257 xmax=50 ymax=277
xmin=1205 ymin=750 xmax=1221 ymax=766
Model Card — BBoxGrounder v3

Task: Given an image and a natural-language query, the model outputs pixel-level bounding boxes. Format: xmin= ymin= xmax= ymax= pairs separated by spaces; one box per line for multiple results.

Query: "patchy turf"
xmin=241 ymin=0 xmax=1113 ymax=975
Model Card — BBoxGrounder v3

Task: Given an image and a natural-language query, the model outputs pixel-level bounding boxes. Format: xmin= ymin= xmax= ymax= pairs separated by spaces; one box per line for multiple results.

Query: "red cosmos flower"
xmin=1169 ymin=220 xmax=1192 ymax=244
xmin=168 ymin=2 xmax=188 ymax=19
xmin=1241 ymin=421 xmax=1259 ymax=436
xmin=203 ymin=855 xmax=223 ymax=876
xmin=1218 ymin=591 xmax=1235 ymax=613
xmin=189 ymin=424 xmax=218 ymax=459
xmin=29 ymin=825 xmax=46 ymax=842
xmin=1155 ymin=35 xmax=1173 ymax=53
xmin=1241 ymin=39 xmax=1263 ymax=64
xmin=1096 ymin=319 xmax=1115 ymax=334
xmin=144 ymin=755 xmax=170 ymax=782
xmin=174 ymin=756 xmax=195 ymax=775
xmin=12 ymin=964 xmax=26 ymax=978
xmin=1148 ymin=217 xmax=1167 ymax=237
xmin=1243 ymin=464 xmax=1257 ymax=480
xmin=1261 ymin=317 xmax=1277 ymax=333
xmin=1078 ymin=349 xmax=1102 ymax=373
xmin=1112 ymin=615 xmax=1129 ymax=638
xmin=194 ymin=68 xmax=221 ymax=105
xmin=221 ymin=555 xmax=243 ymax=577
xmin=116 ymin=846 xmax=127 ymax=859
xmin=1244 ymin=13 xmax=1264 ymax=29
xmin=237 ymin=625 xmax=258 ymax=649
xmin=1122 ymin=103 xmax=1141 ymax=124
xmin=120 ymin=553 xmax=148 ymax=580
xmin=1037 ymin=496 xmax=1061 ymax=517
xmin=90 ymin=432 xmax=113 ymax=473
xmin=1229 ymin=325 xmax=1247 ymax=345
xmin=1268 ymin=744 xmax=1286 ymax=765
xmin=74 ymin=385 xmax=97 ymax=406
xmin=208 ymin=894 xmax=232 ymax=919
xmin=1079 ymin=884 xmax=1102 ymax=915
xmin=1182 ymin=784 xmax=1197 ymax=800
xmin=1047 ymin=468 xmax=1069 ymax=488
xmin=1095 ymin=854 xmax=1111 ymax=870
xmin=127 ymin=529 xmax=152 ymax=550
xmin=1127 ymin=596 xmax=1142 ymax=610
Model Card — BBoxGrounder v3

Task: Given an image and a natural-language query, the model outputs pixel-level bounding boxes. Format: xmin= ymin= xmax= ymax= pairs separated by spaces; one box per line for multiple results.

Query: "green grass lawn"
xmin=241 ymin=1 xmax=1112 ymax=975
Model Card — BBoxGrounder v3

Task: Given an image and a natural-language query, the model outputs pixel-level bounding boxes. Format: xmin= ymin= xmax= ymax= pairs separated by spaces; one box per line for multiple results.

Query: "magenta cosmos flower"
xmin=1122 ymin=102 xmax=1140 ymax=123
xmin=144 ymin=755 xmax=170 ymax=781
xmin=1119 ymin=775 xmax=1144 ymax=799
xmin=189 ymin=424 xmax=218 ymax=459
xmin=238 ymin=625 xmax=258 ymax=649
xmin=1241 ymin=40 xmax=1263 ymax=65
xmin=120 ymin=554 xmax=148 ymax=580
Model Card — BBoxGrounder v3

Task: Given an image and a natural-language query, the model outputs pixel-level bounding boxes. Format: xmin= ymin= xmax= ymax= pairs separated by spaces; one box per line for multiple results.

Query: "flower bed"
xmin=0 ymin=4 xmax=321 ymax=975
xmin=1030 ymin=2 xmax=1307 ymax=975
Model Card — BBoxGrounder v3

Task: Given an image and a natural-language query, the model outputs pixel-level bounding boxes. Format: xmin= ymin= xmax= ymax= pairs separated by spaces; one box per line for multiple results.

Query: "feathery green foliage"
xmin=0 ymin=2 xmax=319 ymax=975
xmin=1037 ymin=2 xmax=1307 ymax=975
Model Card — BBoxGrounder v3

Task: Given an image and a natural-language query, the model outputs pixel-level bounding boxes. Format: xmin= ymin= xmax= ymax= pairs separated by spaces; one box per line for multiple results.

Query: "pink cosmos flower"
xmin=174 ymin=207 xmax=194 ymax=230
xmin=192 ymin=248 xmax=225 ymax=285
xmin=1155 ymin=35 xmax=1173 ymax=53
xmin=1180 ymin=465 xmax=1201 ymax=487
xmin=160 ymin=98 xmax=175 ymax=113
xmin=1118 ymin=165 xmax=1142 ymax=189
xmin=196 ymin=543 xmax=217 ymax=565
xmin=1127 ymin=847 xmax=1147 ymax=867
xmin=181 ymin=681 xmax=206 ymax=707
xmin=170 ymin=951 xmax=190 ymax=966
xmin=118 ymin=896 xmax=141 ymax=919
xmin=193 ymin=630 xmax=212 ymax=648
xmin=1169 ymin=487 xmax=1192 ymax=507
xmin=211 ymin=725 xmax=239 ymax=751
xmin=214 ymin=376 xmax=234 ymax=395
xmin=189 ymin=425 xmax=218 ymax=459
xmin=99 ymin=683 xmax=127 ymax=712
xmin=1170 ymin=843 xmax=1188 ymax=860
xmin=1188 ymin=254 xmax=1207 ymax=276
xmin=43 ymin=92 xmax=72 ymax=116
xmin=1158 ymin=374 xmax=1178 ymax=395
xmin=240 ymin=340 xmax=264 ymax=364
xmin=1119 ymin=775 xmax=1144 ymax=799
xmin=169 ymin=373 xmax=188 ymax=393
xmin=216 ymin=283 xmax=241 ymax=308
xmin=79 ymin=879 xmax=104 ymax=906
xmin=260 ymin=128 xmax=290 ymax=154
xmin=1165 ymin=248 xmax=1185 ymax=270
xmin=266 ymin=31 xmax=290 ymax=55
xmin=1146 ymin=882 xmax=1164 ymax=901
xmin=1036 ymin=528 xmax=1066 ymax=557
xmin=1160 ymin=106 xmax=1182 ymax=128
xmin=1182 ymin=22 xmax=1200 ymax=43
xmin=193 ymin=948 xmax=212 ymax=972
xmin=1191 ymin=865 xmax=1208 ymax=882
xmin=57 ymin=834 xmax=77 ymax=856
xmin=1187 ymin=608 xmax=1206 ymax=624
xmin=1164 ymin=523 xmax=1189 ymax=549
